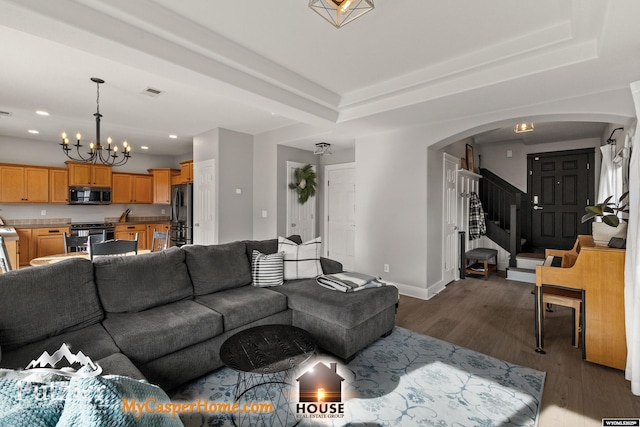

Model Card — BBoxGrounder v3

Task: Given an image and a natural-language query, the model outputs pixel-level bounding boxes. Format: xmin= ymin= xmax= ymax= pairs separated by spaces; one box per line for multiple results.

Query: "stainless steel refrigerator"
xmin=170 ymin=183 xmax=193 ymax=246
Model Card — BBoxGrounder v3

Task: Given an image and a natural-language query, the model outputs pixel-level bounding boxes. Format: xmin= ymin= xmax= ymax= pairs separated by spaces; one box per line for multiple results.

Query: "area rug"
xmin=171 ymin=327 xmax=545 ymax=426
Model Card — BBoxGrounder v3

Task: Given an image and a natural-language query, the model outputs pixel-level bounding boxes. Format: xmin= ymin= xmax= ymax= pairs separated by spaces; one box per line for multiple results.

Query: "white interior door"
xmin=193 ymin=159 xmax=217 ymax=245
xmin=287 ymin=161 xmax=316 ymax=242
xmin=443 ymin=154 xmax=459 ymax=283
xmin=324 ymin=163 xmax=356 ymax=271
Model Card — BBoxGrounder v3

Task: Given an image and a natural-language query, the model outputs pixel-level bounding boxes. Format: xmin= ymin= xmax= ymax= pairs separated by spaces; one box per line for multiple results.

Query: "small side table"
xmin=220 ymin=324 xmax=316 ymax=427
xmin=464 ymin=248 xmax=498 ymax=280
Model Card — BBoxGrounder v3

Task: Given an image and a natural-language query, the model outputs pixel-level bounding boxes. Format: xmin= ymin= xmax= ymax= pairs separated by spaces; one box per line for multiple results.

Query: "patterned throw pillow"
xmin=251 ymin=250 xmax=284 ymax=287
xmin=278 ymin=236 xmax=322 ymax=280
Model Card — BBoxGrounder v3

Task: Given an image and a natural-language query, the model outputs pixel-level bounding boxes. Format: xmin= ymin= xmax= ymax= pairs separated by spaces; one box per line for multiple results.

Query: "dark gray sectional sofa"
xmin=0 ymin=237 xmax=398 ymax=391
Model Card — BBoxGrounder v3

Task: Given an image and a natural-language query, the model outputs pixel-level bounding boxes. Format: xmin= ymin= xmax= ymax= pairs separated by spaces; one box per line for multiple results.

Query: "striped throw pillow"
xmin=251 ymin=250 xmax=284 ymax=287
xmin=278 ymin=236 xmax=322 ymax=280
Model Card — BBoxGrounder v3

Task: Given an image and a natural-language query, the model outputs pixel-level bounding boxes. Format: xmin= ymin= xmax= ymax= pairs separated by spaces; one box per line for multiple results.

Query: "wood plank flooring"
xmin=395 ymin=272 xmax=640 ymax=426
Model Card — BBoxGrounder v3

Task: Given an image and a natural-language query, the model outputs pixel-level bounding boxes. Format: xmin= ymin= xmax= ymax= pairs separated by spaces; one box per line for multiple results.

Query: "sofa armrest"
xmin=320 ymin=257 xmax=343 ymax=274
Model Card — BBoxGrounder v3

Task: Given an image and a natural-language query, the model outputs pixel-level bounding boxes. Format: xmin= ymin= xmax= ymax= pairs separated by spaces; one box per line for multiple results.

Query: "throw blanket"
xmin=469 ymin=191 xmax=487 ymax=240
xmin=317 ymin=271 xmax=389 ymax=292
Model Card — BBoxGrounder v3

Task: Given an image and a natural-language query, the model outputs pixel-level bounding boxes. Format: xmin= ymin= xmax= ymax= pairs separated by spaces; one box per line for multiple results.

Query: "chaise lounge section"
xmin=0 ymin=236 xmax=398 ymax=391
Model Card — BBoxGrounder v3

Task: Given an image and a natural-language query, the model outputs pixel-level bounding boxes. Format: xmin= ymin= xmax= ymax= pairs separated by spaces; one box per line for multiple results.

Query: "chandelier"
xmin=60 ymin=77 xmax=132 ymax=166
xmin=314 ymin=142 xmax=332 ymax=155
xmin=309 ymin=0 xmax=374 ymax=28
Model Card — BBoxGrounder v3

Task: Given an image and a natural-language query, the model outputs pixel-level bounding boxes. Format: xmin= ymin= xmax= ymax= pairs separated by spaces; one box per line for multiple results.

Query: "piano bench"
xmin=465 ymin=248 xmax=498 ymax=280
xmin=543 ymin=287 xmax=582 ymax=348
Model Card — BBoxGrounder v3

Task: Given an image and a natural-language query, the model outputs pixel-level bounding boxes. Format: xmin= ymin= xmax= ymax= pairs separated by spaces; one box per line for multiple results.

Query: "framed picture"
xmin=461 ymin=157 xmax=467 ymax=170
xmin=466 ymin=144 xmax=475 ymax=172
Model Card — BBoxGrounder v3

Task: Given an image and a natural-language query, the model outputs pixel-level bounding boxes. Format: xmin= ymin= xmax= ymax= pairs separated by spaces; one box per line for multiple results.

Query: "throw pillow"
xmin=251 ymin=250 xmax=284 ymax=287
xmin=278 ymin=236 xmax=322 ymax=280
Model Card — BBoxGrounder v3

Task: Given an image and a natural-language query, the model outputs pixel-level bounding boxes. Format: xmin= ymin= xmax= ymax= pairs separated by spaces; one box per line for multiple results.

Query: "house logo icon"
xmin=295 ymin=361 xmax=345 ymax=419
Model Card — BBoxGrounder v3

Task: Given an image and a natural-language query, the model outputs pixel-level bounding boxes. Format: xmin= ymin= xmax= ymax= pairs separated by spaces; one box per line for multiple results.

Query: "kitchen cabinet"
xmin=171 ymin=170 xmax=182 ymax=186
xmin=115 ymin=224 xmax=148 ymax=250
xmin=112 ymin=173 xmax=153 ymax=204
xmin=67 ymin=162 xmax=112 ymax=187
xmin=180 ymin=160 xmax=193 ymax=184
xmin=16 ymin=228 xmax=32 ymax=267
xmin=49 ymin=168 xmax=69 ymax=204
xmin=148 ymin=169 xmax=174 ymax=204
xmin=33 ymin=227 xmax=70 ymax=258
xmin=0 ymin=165 xmax=49 ymax=203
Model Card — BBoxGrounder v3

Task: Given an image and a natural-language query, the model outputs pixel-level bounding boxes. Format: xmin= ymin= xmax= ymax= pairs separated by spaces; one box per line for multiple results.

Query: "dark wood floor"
xmin=395 ymin=272 xmax=640 ymax=427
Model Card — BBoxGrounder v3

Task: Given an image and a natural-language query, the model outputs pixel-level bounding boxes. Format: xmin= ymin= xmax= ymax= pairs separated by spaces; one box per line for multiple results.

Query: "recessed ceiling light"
xmin=514 ymin=122 xmax=534 ymax=133
xmin=141 ymin=146 xmax=149 ymax=150
xmin=28 ymin=129 xmax=40 ymax=134
xmin=36 ymin=110 xmax=49 ymax=116
xmin=169 ymin=134 xmax=178 ymax=139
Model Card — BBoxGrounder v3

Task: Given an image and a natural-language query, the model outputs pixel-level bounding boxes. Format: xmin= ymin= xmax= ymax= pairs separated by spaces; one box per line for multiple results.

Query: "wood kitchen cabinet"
xmin=148 ymin=169 xmax=174 ymax=204
xmin=33 ymin=227 xmax=70 ymax=258
xmin=180 ymin=160 xmax=193 ymax=184
xmin=15 ymin=228 xmax=32 ymax=267
xmin=67 ymin=162 xmax=112 ymax=187
xmin=115 ymin=224 xmax=148 ymax=250
xmin=49 ymin=168 xmax=69 ymax=204
xmin=112 ymin=173 xmax=153 ymax=204
xmin=0 ymin=164 xmax=49 ymax=203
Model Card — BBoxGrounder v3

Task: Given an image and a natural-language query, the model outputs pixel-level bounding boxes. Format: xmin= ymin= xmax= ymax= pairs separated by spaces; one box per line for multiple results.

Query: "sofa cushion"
xmin=95 ymin=353 xmax=147 ymax=381
xmin=0 ymin=323 xmax=120 ymax=370
xmin=272 ymin=279 xmax=399 ymax=328
xmin=93 ymin=247 xmax=192 ymax=313
xmin=0 ymin=258 xmax=103 ymax=350
xmin=195 ymin=286 xmax=288 ymax=331
xmin=183 ymin=241 xmax=252 ymax=295
xmin=251 ymin=250 xmax=284 ymax=287
xmin=278 ymin=236 xmax=322 ymax=280
xmin=102 ymin=300 xmax=223 ymax=363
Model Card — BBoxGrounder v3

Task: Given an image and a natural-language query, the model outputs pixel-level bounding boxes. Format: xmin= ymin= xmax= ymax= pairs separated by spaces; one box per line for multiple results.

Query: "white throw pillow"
xmin=278 ymin=236 xmax=322 ymax=280
xmin=251 ymin=250 xmax=284 ymax=287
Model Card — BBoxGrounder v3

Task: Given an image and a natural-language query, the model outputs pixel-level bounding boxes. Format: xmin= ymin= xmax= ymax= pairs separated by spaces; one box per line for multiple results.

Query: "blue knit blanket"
xmin=0 ymin=368 xmax=182 ymax=426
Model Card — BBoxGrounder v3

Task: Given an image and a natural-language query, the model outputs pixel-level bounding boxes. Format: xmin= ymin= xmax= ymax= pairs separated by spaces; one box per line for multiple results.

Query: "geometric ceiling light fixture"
xmin=314 ymin=142 xmax=332 ymax=155
xmin=514 ymin=122 xmax=535 ymax=133
xmin=309 ymin=0 xmax=374 ymax=28
xmin=60 ymin=77 xmax=132 ymax=166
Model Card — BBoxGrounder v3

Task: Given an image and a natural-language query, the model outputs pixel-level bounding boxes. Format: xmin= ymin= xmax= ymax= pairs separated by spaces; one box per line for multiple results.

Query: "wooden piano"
xmin=534 ymin=235 xmax=627 ymax=370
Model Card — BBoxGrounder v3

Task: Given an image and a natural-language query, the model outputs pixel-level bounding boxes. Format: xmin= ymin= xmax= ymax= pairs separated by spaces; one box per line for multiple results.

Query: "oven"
xmin=69 ymin=222 xmax=115 ymax=252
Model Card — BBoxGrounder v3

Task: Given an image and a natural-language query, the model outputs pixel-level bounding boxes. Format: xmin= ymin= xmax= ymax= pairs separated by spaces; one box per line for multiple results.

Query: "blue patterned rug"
xmin=171 ymin=327 xmax=545 ymax=426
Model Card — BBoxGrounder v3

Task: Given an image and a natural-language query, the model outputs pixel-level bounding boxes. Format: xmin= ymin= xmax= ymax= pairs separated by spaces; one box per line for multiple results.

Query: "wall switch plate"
xmin=235 ymin=188 xmax=242 ymax=195
xmin=161 ymin=209 xmax=165 ymax=215
xmin=262 ymin=210 xmax=268 ymax=218
xmin=384 ymin=264 xmax=390 ymax=273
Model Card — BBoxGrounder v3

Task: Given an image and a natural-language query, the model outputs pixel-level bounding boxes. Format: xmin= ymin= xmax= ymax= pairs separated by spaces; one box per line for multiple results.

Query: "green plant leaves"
xmin=289 ymin=164 xmax=316 ymax=204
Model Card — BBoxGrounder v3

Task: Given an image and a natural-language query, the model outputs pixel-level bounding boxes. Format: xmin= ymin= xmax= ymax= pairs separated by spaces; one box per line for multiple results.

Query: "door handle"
xmin=533 ymin=206 xmax=544 ymax=210
xmin=291 ymin=223 xmax=297 ymax=227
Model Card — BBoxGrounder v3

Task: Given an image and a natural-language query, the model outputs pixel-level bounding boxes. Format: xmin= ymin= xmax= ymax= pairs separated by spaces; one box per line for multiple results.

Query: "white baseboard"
xmin=395 ymin=280 xmax=447 ymax=300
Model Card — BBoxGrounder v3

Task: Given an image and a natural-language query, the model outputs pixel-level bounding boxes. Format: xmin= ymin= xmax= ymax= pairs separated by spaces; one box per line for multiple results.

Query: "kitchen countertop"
xmin=0 ymin=226 xmax=19 ymax=241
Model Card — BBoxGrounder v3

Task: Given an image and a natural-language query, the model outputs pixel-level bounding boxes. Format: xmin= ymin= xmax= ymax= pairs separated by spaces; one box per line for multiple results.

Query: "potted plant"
xmin=581 ymin=191 xmax=629 ymax=245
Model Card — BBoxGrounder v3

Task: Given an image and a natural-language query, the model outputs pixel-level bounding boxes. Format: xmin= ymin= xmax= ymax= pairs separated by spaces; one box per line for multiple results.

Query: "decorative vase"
xmin=592 ymin=222 xmax=627 ymax=246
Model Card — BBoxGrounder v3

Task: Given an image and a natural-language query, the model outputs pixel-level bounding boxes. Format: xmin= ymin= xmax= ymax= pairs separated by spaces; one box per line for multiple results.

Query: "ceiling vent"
xmin=0 ymin=111 xmax=12 ymax=117
xmin=141 ymin=87 xmax=163 ymax=98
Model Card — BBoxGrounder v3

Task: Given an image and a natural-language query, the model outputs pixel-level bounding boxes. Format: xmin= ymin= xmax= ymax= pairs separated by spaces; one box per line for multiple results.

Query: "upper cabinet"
xmin=67 ymin=161 xmax=112 ymax=187
xmin=0 ymin=165 xmax=49 ymax=203
xmin=112 ymin=173 xmax=153 ymax=204
xmin=148 ymin=168 xmax=174 ymax=204
xmin=180 ymin=160 xmax=193 ymax=184
xmin=49 ymin=168 xmax=68 ymax=204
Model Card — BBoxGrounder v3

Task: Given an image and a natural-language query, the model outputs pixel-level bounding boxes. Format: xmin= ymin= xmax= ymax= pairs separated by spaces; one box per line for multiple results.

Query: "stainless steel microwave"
xmin=68 ymin=187 xmax=112 ymax=205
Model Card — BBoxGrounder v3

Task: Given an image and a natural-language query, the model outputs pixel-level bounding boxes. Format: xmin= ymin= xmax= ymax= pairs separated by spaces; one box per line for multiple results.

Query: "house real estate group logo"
xmin=295 ymin=361 xmax=346 ymax=420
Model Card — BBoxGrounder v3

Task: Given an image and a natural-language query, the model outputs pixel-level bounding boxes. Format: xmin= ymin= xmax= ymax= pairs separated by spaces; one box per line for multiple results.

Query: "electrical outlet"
xmin=161 ymin=209 xmax=165 ymax=215
xmin=40 ymin=209 xmax=46 ymax=216
xmin=384 ymin=264 xmax=389 ymax=273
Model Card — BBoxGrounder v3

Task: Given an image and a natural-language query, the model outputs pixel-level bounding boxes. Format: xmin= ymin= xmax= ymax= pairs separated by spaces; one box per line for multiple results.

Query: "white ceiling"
xmin=0 ymin=0 xmax=639 ymax=156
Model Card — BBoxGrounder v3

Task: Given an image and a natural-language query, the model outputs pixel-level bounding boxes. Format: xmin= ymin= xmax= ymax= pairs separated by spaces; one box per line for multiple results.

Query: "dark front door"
xmin=528 ymin=148 xmax=594 ymax=250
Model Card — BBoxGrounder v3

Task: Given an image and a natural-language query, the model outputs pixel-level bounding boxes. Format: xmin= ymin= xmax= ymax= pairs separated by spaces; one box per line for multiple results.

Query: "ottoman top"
xmin=465 ymin=248 xmax=498 ymax=260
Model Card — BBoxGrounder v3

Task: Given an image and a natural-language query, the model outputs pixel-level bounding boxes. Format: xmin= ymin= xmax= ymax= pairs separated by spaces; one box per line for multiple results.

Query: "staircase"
xmin=479 ymin=168 xmax=535 ymax=282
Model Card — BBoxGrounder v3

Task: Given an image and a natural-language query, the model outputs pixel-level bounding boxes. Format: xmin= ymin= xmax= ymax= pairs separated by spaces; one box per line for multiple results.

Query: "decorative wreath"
xmin=289 ymin=164 xmax=317 ymax=204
